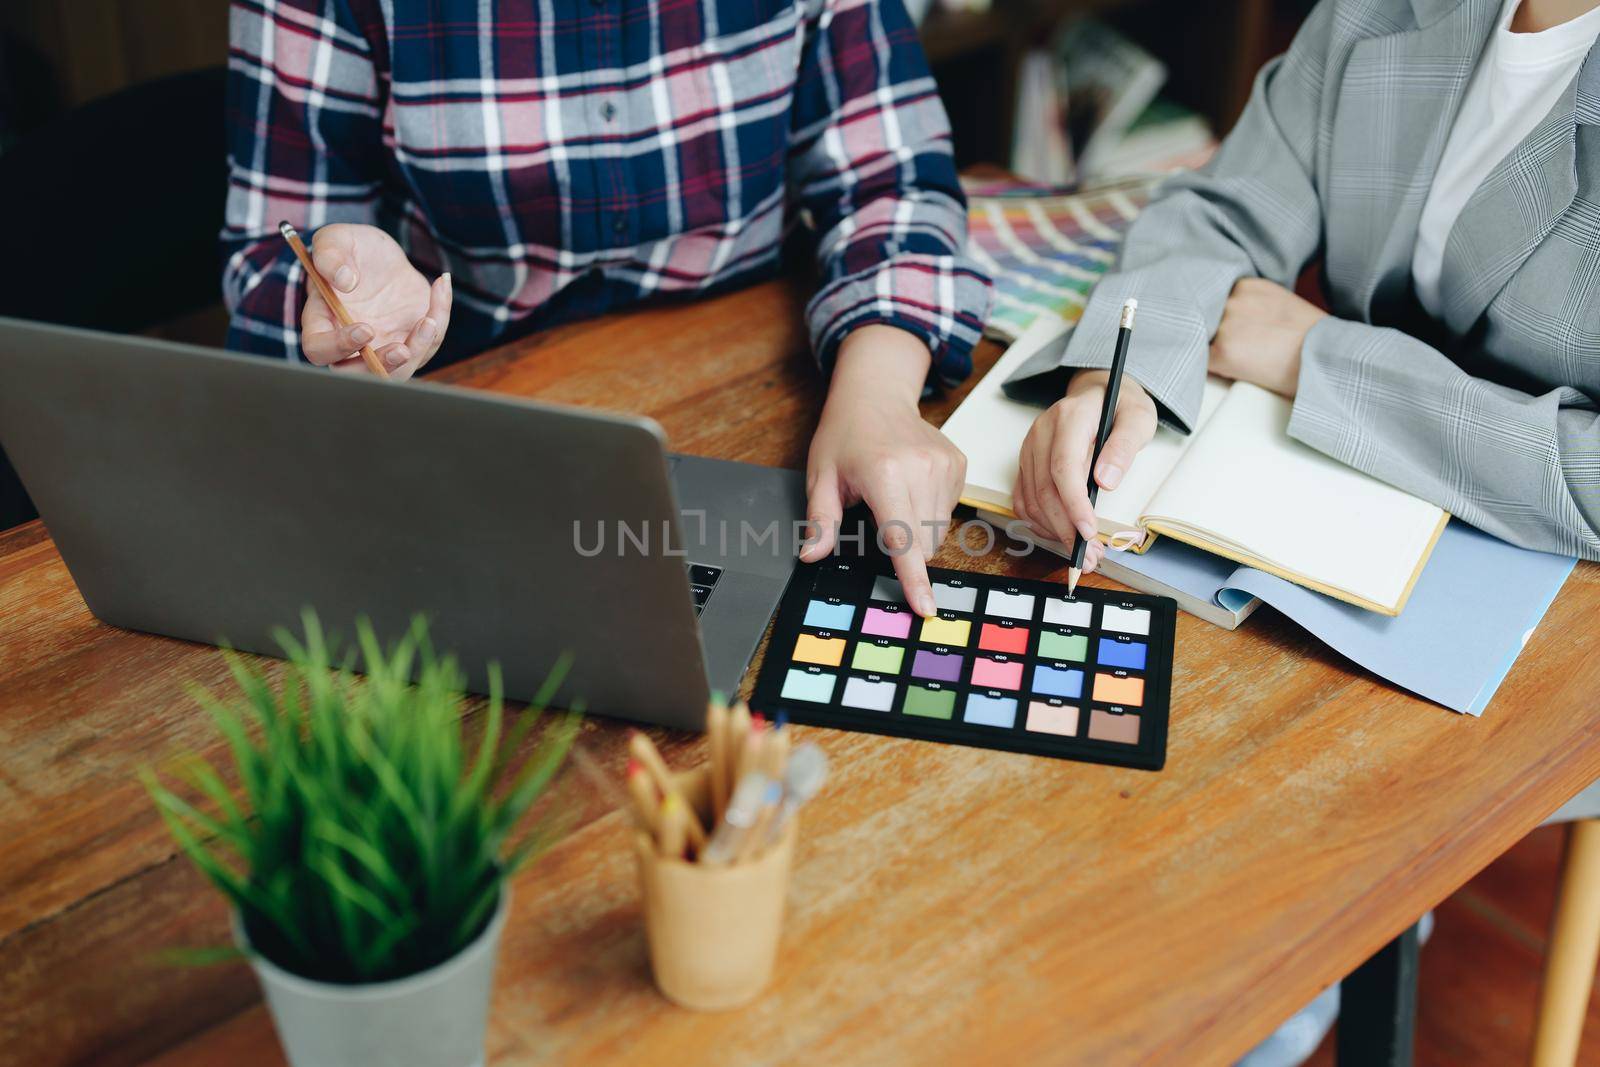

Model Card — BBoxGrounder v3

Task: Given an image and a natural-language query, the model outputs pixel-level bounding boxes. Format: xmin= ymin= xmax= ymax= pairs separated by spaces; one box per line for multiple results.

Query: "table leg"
xmin=1531 ymin=819 xmax=1600 ymax=1067
xmin=1337 ymin=922 xmax=1421 ymax=1067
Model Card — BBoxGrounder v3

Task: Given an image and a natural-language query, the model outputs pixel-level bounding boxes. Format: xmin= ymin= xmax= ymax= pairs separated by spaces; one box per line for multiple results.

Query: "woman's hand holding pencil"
xmin=1014 ymin=298 xmax=1151 ymax=586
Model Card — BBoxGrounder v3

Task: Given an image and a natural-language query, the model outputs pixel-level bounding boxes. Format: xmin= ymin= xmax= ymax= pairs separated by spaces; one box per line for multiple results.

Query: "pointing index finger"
xmin=865 ymin=481 xmax=936 ymax=617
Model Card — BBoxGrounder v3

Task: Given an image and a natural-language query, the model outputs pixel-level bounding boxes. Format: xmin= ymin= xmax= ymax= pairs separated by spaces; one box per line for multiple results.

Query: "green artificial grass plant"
xmin=145 ymin=612 xmax=579 ymax=984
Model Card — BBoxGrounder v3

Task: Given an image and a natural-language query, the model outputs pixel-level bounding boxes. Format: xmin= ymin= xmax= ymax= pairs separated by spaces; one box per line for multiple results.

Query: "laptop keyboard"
xmin=688 ymin=562 xmax=722 ymax=616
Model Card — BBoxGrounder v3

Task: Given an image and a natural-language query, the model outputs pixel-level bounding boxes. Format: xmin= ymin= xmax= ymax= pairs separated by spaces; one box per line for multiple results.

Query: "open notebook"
xmin=942 ymin=315 xmax=1448 ymax=615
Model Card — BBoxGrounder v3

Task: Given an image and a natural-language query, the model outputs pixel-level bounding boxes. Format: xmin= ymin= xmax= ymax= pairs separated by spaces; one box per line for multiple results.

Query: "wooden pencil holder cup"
xmin=634 ymin=766 xmax=798 ymax=1011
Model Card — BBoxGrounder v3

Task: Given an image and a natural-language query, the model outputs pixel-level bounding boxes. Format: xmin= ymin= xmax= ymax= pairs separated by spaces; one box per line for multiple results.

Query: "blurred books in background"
xmin=903 ymin=0 xmax=990 ymax=26
xmin=969 ymin=19 xmax=1218 ymax=345
xmin=1011 ymin=19 xmax=1217 ymax=186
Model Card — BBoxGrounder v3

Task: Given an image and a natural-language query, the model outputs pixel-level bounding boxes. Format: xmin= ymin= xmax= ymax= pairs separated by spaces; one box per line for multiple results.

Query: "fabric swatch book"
xmin=961 ymin=176 xmax=1157 ymax=343
xmin=941 ymin=314 xmax=1448 ymax=616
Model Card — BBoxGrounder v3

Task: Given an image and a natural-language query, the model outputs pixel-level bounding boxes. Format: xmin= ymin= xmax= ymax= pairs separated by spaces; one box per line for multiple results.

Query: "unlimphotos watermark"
xmin=571 ymin=514 xmax=1058 ymax=559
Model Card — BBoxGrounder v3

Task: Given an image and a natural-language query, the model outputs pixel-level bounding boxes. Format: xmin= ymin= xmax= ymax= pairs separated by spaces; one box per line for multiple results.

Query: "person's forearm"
xmin=827 ymin=325 xmax=932 ymax=414
xmin=805 ymin=323 xmax=961 ymax=617
xmin=1292 ymin=317 xmax=1600 ymax=559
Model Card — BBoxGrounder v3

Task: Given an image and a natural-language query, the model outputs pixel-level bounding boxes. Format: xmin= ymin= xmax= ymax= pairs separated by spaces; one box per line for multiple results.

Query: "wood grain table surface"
xmin=3 ymin=276 xmax=1599 ymax=1067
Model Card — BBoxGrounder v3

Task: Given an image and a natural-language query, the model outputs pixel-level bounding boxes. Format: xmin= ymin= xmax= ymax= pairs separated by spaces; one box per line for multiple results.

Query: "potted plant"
xmin=145 ymin=612 xmax=578 ymax=1067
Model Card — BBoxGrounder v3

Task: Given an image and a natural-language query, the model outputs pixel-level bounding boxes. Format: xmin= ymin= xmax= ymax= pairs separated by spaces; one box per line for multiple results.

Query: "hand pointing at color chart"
xmin=297 ymin=223 xmax=454 ymax=381
xmin=801 ymin=325 xmax=968 ymax=618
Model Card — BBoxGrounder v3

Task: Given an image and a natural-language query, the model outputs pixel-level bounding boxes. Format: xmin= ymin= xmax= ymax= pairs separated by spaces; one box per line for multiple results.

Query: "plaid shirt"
xmin=222 ymin=0 xmax=992 ymax=381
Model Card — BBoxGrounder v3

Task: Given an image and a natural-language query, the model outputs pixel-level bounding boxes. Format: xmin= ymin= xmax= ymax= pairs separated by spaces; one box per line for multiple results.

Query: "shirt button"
xmin=612 ymin=215 xmax=627 ymax=235
xmin=600 ymin=101 xmax=617 ymax=122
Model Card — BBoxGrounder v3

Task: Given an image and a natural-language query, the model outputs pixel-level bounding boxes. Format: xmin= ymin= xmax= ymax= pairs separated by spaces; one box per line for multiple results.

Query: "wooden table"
xmin=4 ymin=277 xmax=1599 ymax=1067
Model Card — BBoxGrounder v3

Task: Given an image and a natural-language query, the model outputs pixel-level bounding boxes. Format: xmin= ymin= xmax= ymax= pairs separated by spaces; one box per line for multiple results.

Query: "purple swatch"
xmin=911 ymin=649 xmax=963 ymax=682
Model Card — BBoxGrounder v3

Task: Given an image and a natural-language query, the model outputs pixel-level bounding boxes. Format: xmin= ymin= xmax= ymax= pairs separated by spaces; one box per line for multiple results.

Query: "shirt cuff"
xmin=1052 ymin=280 xmax=1212 ymax=433
xmin=806 ymin=253 xmax=993 ymax=388
xmin=1285 ymin=314 xmax=1377 ymax=468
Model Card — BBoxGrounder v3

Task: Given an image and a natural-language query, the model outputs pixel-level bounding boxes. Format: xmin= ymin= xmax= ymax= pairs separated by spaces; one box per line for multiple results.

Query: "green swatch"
xmin=903 ymin=685 xmax=955 ymax=720
xmin=852 ymin=642 xmax=905 ymax=674
xmin=1037 ymin=631 xmax=1087 ymax=662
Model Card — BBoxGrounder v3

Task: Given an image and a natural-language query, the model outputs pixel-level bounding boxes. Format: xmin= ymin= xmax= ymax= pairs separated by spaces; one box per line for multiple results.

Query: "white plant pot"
xmin=234 ymin=892 xmax=508 ymax=1067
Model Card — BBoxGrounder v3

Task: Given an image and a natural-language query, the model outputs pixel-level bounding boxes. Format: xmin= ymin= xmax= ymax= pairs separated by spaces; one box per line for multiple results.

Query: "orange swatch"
xmin=793 ymin=633 xmax=846 ymax=667
xmin=1092 ymin=673 xmax=1145 ymax=707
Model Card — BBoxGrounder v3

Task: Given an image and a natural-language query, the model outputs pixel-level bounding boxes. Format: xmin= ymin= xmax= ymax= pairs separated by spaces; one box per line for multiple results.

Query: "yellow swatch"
xmin=793 ymin=633 xmax=846 ymax=667
xmin=918 ymin=616 xmax=971 ymax=647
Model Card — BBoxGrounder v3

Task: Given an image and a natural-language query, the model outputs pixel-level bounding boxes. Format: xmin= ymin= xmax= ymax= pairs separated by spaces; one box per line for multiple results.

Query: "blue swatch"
xmin=1031 ymin=665 xmax=1083 ymax=699
xmin=964 ymin=693 xmax=1018 ymax=728
xmin=803 ymin=600 xmax=855 ymax=631
xmin=1097 ymin=638 xmax=1147 ymax=671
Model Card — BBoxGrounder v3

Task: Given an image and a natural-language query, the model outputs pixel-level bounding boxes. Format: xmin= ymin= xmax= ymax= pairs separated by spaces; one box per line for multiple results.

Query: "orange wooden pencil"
xmin=278 ymin=221 xmax=389 ymax=378
xmin=658 ymin=794 xmax=689 ymax=860
xmin=626 ymin=760 xmax=661 ymax=837
xmin=628 ymin=731 xmax=708 ymax=851
xmin=708 ymin=699 xmax=730 ymax=826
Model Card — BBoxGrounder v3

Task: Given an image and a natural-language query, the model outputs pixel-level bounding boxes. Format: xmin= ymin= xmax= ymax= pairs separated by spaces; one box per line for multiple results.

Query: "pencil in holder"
xmin=634 ymin=766 xmax=797 ymax=1010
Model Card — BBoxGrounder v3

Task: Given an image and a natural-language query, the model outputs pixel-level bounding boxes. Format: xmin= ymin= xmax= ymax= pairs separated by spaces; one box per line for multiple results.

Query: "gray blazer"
xmin=1018 ymin=0 xmax=1600 ymax=560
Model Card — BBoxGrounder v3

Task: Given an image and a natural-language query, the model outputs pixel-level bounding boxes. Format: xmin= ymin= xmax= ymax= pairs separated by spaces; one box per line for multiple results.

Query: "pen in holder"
xmin=634 ymin=765 xmax=797 ymax=1010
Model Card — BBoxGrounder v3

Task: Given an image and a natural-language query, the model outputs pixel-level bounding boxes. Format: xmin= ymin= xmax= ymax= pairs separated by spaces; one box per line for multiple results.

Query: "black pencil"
xmin=1068 ymin=298 xmax=1138 ymax=597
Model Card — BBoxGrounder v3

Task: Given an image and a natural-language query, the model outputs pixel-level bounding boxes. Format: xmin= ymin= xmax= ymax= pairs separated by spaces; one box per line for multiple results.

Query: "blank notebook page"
xmin=1141 ymin=383 xmax=1445 ymax=611
xmin=1103 ymin=375 xmax=1230 ymax=538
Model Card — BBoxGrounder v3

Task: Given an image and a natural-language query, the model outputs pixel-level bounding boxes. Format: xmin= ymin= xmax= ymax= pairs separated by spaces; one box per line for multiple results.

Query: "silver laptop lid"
xmin=0 ymin=318 xmax=712 ymax=729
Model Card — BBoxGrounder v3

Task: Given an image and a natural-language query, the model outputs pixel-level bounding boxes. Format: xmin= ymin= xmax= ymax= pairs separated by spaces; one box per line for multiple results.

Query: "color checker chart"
xmin=754 ymin=558 xmax=1177 ymax=770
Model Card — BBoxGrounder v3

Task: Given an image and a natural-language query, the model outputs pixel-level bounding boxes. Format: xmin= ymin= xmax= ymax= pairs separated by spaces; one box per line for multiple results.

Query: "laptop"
xmin=0 ymin=317 xmax=806 ymax=731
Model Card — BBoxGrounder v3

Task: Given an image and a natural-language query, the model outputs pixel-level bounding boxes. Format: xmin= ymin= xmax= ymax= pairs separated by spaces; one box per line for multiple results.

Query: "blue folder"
xmin=1109 ymin=521 xmax=1575 ymax=716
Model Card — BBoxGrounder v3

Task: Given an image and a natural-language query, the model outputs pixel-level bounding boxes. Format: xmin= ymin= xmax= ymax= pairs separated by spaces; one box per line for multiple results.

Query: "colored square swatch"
xmin=1093 ymin=673 xmax=1145 ymax=706
xmin=978 ymin=622 xmax=1029 ymax=654
xmin=781 ymin=669 xmax=835 ymax=703
xmin=985 ymin=590 xmax=1035 ymax=620
xmin=911 ymin=649 xmax=964 ymax=682
xmin=964 ymin=693 xmax=1017 ymax=728
xmin=852 ymin=642 xmax=905 ymax=674
xmin=1043 ymin=598 xmax=1093 ymax=627
xmin=793 ymin=633 xmax=845 ymax=667
xmin=803 ymin=600 xmax=855 ymax=631
xmin=903 ymin=685 xmax=956 ymax=719
xmin=1089 ymin=709 xmax=1140 ymax=743
xmin=1097 ymin=638 xmax=1147 ymax=670
xmin=862 ymin=606 xmax=913 ymax=638
xmin=970 ymin=657 xmax=1023 ymax=690
xmin=1026 ymin=702 xmax=1079 ymax=736
xmin=1032 ymin=665 xmax=1083 ymax=699
xmin=842 ymin=676 xmax=896 ymax=712
xmin=1038 ymin=631 xmax=1087 ymax=662
xmin=932 ymin=583 xmax=978 ymax=612
xmin=919 ymin=616 xmax=971 ymax=647
xmin=1102 ymin=605 xmax=1151 ymax=635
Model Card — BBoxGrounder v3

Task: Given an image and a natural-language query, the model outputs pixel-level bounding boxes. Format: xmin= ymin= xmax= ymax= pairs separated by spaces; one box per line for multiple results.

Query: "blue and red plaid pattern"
xmin=222 ymin=0 xmax=992 ymax=381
